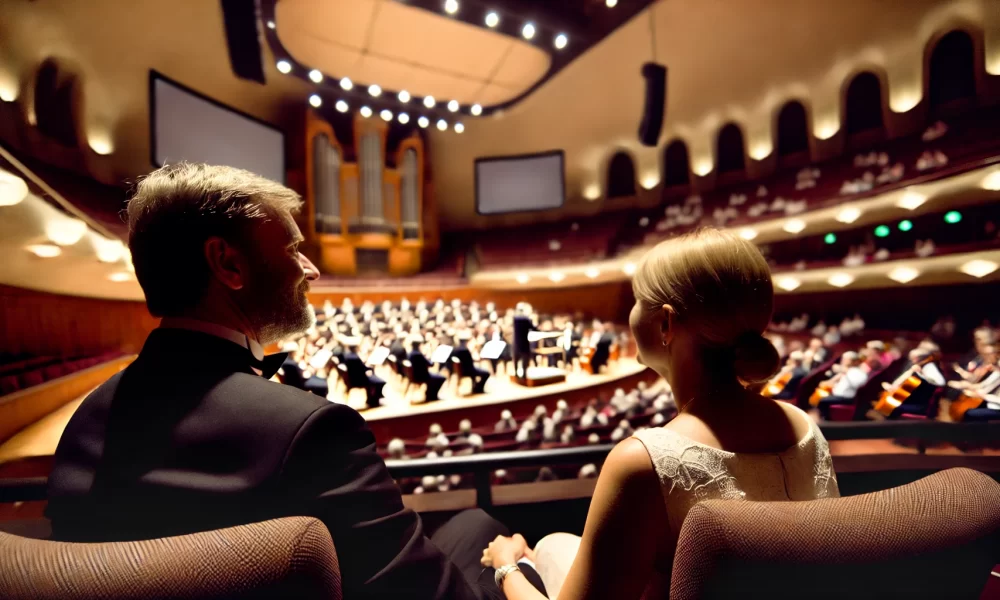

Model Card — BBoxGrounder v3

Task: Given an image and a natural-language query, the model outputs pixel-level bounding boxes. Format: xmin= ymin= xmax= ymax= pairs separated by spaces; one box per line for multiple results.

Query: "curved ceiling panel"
xmin=275 ymin=0 xmax=551 ymax=105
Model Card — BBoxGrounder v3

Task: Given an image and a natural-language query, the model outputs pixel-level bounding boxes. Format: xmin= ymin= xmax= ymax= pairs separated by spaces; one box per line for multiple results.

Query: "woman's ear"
xmin=660 ymin=304 xmax=676 ymax=346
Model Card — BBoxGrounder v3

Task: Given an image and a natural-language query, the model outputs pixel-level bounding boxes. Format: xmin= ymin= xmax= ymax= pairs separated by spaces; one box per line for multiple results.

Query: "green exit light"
xmin=874 ymin=225 xmax=890 ymax=238
xmin=824 ymin=233 xmax=837 ymax=244
xmin=944 ymin=211 xmax=962 ymax=224
xmin=898 ymin=220 xmax=913 ymax=232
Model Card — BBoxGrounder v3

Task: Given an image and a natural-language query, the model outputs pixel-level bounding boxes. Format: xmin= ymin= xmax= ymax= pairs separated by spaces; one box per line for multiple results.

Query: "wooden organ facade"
xmin=302 ymin=110 xmax=435 ymax=276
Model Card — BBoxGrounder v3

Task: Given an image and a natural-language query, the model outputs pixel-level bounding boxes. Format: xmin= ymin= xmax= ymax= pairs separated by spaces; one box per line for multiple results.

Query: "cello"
xmin=871 ymin=354 xmax=938 ymax=417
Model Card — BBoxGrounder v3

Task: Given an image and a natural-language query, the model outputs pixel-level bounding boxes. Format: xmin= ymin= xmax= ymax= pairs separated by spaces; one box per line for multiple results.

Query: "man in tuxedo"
xmin=512 ymin=307 xmax=535 ymax=380
xmin=45 ymin=163 xmax=543 ymax=600
xmin=451 ymin=331 xmax=490 ymax=395
xmin=339 ymin=338 xmax=386 ymax=409
xmin=407 ymin=336 xmax=447 ymax=402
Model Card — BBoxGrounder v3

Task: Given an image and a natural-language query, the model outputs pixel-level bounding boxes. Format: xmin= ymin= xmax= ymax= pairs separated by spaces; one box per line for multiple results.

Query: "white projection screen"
xmin=475 ymin=151 xmax=565 ymax=215
xmin=150 ymin=72 xmax=285 ymax=183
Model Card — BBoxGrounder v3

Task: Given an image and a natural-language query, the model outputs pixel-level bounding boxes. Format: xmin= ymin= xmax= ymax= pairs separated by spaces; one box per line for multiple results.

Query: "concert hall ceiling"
xmin=0 ymin=0 xmax=998 ymax=230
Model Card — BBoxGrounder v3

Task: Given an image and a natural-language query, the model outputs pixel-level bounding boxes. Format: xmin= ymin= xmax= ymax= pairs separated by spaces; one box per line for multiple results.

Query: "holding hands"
xmin=481 ymin=533 xmax=535 ymax=569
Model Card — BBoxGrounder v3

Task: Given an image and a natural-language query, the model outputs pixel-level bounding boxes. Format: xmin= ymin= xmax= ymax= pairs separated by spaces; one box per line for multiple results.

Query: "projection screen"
xmin=475 ymin=151 xmax=565 ymax=215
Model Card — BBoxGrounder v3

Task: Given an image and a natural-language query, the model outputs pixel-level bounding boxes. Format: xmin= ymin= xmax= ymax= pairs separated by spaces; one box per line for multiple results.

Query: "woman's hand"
xmin=481 ymin=534 xmax=534 ymax=569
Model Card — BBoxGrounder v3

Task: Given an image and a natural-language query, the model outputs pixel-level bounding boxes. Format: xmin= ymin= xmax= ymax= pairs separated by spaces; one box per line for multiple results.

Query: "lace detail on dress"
xmin=639 ymin=432 xmax=746 ymax=502
xmin=808 ymin=419 xmax=838 ymax=498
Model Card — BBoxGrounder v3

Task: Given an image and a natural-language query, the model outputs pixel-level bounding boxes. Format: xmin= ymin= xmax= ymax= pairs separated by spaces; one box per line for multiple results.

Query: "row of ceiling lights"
xmin=267 ymin=0 xmax=628 ymax=127
xmin=1 ymin=169 xmax=133 ymax=282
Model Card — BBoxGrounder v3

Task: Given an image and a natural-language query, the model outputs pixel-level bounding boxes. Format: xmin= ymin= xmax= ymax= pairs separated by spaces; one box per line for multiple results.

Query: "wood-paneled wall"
xmin=0 ymin=285 xmax=157 ymax=358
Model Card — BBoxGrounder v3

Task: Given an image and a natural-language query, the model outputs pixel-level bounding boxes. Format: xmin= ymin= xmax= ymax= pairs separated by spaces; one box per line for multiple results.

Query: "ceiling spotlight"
xmin=471 ymin=104 xmax=483 ymax=116
xmin=308 ymin=69 xmax=323 ymax=83
xmin=585 ymin=268 xmax=600 ymax=279
xmin=836 ymin=206 xmax=862 ymax=223
xmin=522 ymin=22 xmax=536 ymax=40
xmin=267 ymin=20 xmax=276 ymax=29
xmin=775 ymin=277 xmax=801 ymax=291
xmin=369 ymin=84 xmax=382 ymax=97
xmin=739 ymin=228 xmax=758 ymax=240
xmin=782 ymin=219 xmax=806 ymax=234
xmin=606 ymin=0 xmax=618 ymax=6
xmin=340 ymin=77 xmax=353 ymax=91
xmin=46 ymin=219 xmax=88 ymax=246
xmin=380 ymin=109 xmax=393 ymax=122
xmin=276 ymin=60 xmax=292 ymax=74
xmin=107 ymin=271 xmax=132 ymax=283
xmin=418 ymin=116 xmax=430 ymax=128
xmin=982 ymin=171 xmax=1000 ymax=191
xmin=827 ymin=273 xmax=855 ymax=288
xmin=335 ymin=100 xmax=349 ymax=113
xmin=398 ymin=90 xmax=411 ymax=103
xmin=95 ymin=237 xmax=125 ymax=263
xmin=360 ymin=106 xmax=373 ymax=118
xmin=897 ymin=190 xmax=927 ymax=211
xmin=516 ymin=273 xmax=530 ymax=284
xmin=485 ymin=11 xmax=500 ymax=27
xmin=583 ymin=184 xmax=601 ymax=200
xmin=436 ymin=119 xmax=448 ymax=131
xmin=454 ymin=122 xmax=465 ymax=133
xmin=548 ymin=272 xmax=565 ymax=283
xmin=0 ymin=170 xmax=28 ymax=206
xmin=26 ymin=244 xmax=61 ymax=258
xmin=398 ymin=113 xmax=410 ymax=124
xmin=888 ymin=267 xmax=920 ymax=284
xmin=308 ymin=94 xmax=322 ymax=107
xmin=444 ymin=0 xmax=459 ymax=15
xmin=622 ymin=262 xmax=637 ymax=276
xmin=959 ymin=259 xmax=998 ymax=278
xmin=554 ymin=33 xmax=568 ymax=49
xmin=447 ymin=100 xmax=459 ymax=112
xmin=424 ymin=96 xmax=436 ymax=108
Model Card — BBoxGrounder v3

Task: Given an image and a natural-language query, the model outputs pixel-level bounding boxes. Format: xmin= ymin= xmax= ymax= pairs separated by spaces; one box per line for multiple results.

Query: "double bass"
xmin=871 ymin=354 xmax=938 ymax=417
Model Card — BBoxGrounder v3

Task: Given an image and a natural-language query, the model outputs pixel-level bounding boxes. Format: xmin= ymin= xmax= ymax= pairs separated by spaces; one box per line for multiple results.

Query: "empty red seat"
xmin=0 ymin=375 xmax=20 ymax=395
xmin=19 ymin=370 xmax=45 ymax=389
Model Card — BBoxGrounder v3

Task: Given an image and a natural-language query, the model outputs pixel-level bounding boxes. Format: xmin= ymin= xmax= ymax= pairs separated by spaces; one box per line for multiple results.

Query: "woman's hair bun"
xmin=732 ymin=331 xmax=781 ymax=385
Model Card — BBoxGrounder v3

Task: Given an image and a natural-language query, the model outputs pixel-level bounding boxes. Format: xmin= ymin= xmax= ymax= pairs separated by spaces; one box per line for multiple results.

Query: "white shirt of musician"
xmin=831 ymin=366 xmax=868 ymax=398
xmin=588 ymin=331 xmax=602 ymax=347
xmin=918 ymin=362 xmax=945 ymax=387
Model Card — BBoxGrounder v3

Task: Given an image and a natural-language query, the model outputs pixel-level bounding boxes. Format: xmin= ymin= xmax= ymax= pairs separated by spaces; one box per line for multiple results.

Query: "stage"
xmin=329 ymin=359 xmax=658 ymax=443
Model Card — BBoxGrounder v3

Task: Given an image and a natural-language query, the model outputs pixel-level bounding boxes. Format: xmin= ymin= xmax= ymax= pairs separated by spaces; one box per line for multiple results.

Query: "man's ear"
xmin=660 ymin=304 xmax=676 ymax=346
xmin=204 ymin=237 xmax=245 ymax=291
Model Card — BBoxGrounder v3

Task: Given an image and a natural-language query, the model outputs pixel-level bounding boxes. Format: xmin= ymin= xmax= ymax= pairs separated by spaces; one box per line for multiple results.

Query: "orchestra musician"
xmin=949 ymin=344 xmax=1000 ymax=422
xmin=875 ymin=342 xmax=945 ymax=419
xmin=512 ymin=305 xmax=536 ymax=380
xmin=765 ymin=350 xmax=808 ymax=400
xmin=816 ymin=351 xmax=869 ymax=420
xmin=803 ymin=337 xmax=828 ymax=370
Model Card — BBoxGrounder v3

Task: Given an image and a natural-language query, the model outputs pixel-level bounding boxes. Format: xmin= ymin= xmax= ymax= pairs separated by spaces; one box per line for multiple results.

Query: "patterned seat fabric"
xmin=671 ymin=467 xmax=1000 ymax=600
xmin=0 ymin=517 xmax=342 ymax=600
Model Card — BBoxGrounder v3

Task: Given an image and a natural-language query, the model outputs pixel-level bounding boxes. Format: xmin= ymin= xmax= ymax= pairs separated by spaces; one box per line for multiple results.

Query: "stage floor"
xmin=330 ymin=359 xmax=649 ymax=423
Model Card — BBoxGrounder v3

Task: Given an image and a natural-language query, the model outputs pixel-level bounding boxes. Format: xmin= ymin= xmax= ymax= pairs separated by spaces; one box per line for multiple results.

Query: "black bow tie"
xmin=249 ymin=352 xmax=289 ymax=379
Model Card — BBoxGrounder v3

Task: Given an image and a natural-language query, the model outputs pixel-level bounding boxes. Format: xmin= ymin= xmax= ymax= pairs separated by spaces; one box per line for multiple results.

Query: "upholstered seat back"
xmin=0 ymin=517 xmax=342 ymax=600
xmin=671 ymin=468 xmax=1000 ymax=600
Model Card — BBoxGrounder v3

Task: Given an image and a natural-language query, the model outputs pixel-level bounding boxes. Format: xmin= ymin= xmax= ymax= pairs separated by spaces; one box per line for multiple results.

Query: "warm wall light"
xmin=835 ymin=206 xmax=862 ymax=224
xmin=548 ymin=272 xmax=565 ymax=283
xmin=959 ymin=259 xmax=998 ymax=279
xmin=890 ymin=89 xmax=921 ymax=113
xmin=782 ymin=219 xmax=806 ymax=234
xmin=692 ymin=158 xmax=713 ymax=177
xmin=46 ymin=219 xmax=88 ymax=246
xmin=87 ymin=132 xmax=114 ymax=155
xmin=749 ymin=140 xmax=772 ymax=161
xmin=814 ymin=118 xmax=839 ymax=140
xmin=739 ymin=228 xmax=758 ymax=240
xmin=982 ymin=171 xmax=1000 ymax=191
xmin=516 ymin=273 xmax=530 ymax=284
xmin=0 ymin=79 xmax=16 ymax=102
xmin=887 ymin=266 xmax=920 ymax=284
xmin=94 ymin=237 xmax=125 ymax=263
xmin=583 ymin=184 xmax=601 ymax=201
xmin=897 ymin=190 xmax=927 ymax=210
xmin=585 ymin=268 xmax=600 ymax=279
xmin=0 ymin=170 xmax=28 ymax=206
xmin=107 ymin=271 xmax=132 ymax=283
xmin=641 ymin=173 xmax=660 ymax=189
xmin=827 ymin=273 xmax=855 ymax=288
xmin=987 ymin=52 xmax=1000 ymax=76
xmin=775 ymin=276 xmax=801 ymax=291
xmin=26 ymin=244 xmax=61 ymax=258
xmin=622 ymin=262 xmax=637 ymax=276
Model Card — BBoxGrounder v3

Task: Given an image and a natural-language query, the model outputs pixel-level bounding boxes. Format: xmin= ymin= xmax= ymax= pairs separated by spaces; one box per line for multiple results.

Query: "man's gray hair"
xmin=127 ymin=163 xmax=301 ymax=317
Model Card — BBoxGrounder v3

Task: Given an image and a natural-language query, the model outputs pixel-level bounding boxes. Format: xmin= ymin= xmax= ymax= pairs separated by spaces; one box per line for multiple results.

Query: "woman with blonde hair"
xmin=482 ymin=228 xmax=838 ymax=599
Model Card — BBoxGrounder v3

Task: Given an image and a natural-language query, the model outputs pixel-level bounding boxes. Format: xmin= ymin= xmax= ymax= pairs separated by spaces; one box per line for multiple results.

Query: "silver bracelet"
xmin=494 ymin=563 xmax=521 ymax=589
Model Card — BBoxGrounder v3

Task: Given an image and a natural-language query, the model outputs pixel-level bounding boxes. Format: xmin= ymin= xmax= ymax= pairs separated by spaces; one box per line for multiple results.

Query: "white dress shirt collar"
xmin=159 ymin=317 xmax=265 ymax=361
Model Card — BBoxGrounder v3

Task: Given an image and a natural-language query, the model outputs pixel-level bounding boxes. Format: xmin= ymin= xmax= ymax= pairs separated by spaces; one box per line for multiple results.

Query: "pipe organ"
xmin=303 ymin=110 xmax=431 ymax=276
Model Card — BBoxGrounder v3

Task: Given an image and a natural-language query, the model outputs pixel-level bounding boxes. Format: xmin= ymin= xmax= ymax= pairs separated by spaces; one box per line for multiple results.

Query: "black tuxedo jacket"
xmin=512 ymin=315 xmax=533 ymax=356
xmin=46 ymin=328 xmax=485 ymax=599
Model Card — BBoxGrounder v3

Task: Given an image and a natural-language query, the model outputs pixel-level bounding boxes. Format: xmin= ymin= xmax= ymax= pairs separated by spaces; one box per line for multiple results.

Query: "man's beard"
xmin=241 ymin=277 xmax=315 ymax=346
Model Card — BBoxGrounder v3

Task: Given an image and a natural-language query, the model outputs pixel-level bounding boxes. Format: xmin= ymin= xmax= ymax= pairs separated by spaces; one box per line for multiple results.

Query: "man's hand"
xmin=481 ymin=534 xmax=534 ymax=569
